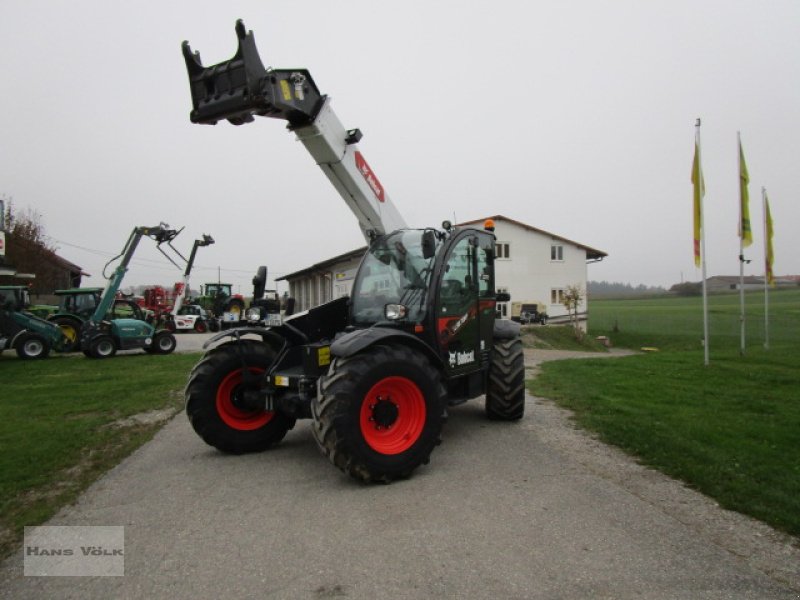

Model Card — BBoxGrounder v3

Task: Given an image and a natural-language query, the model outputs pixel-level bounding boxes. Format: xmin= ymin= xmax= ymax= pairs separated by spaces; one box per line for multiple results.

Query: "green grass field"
xmin=589 ymin=287 xmax=800 ymax=351
xmin=530 ymin=288 xmax=800 ymax=536
xmin=0 ymin=352 xmax=199 ymax=557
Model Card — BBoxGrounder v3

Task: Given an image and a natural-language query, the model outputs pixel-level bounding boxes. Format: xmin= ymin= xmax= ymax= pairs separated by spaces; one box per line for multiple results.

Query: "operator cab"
xmin=350 ymin=224 xmax=499 ymax=376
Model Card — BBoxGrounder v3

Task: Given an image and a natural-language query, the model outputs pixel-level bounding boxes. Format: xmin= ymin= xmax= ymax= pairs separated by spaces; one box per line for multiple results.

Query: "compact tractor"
xmin=79 ymin=224 xmax=181 ymax=358
xmin=180 ymin=21 xmax=524 ymax=482
xmin=243 ymin=266 xmax=283 ymax=328
xmin=0 ymin=285 xmax=70 ymax=359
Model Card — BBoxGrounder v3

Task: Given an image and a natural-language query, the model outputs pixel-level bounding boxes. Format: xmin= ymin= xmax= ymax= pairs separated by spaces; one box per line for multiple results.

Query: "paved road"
xmin=2 ymin=349 xmax=798 ymax=598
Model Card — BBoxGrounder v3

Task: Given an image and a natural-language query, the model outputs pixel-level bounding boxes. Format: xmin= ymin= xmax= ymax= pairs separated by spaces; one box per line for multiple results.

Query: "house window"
xmin=551 ymin=244 xmax=564 ymax=261
xmin=551 ymin=288 xmax=565 ymax=305
xmin=496 ymin=242 xmax=510 ymax=260
xmin=497 ymin=287 xmax=509 ymax=318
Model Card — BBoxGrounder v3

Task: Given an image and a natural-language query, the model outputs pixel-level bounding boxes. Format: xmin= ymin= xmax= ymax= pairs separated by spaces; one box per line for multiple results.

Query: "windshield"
xmin=352 ymin=230 xmax=440 ymax=326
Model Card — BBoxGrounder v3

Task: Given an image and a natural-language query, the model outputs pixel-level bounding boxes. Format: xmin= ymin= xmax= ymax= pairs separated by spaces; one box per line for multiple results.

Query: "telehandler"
xmin=181 ymin=21 xmax=524 ymax=482
xmin=79 ymin=224 xmax=181 ymax=358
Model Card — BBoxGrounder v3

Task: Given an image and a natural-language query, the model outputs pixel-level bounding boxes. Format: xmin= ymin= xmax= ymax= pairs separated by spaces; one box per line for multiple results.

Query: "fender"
xmin=331 ymin=326 xmax=444 ymax=369
xmin=493 ymin=319 xmax=521 ymax=340
xmin=202 ymin=324 xmax=305 ymax=351
xmin=9 ymin=330 xmax=28 ymax=350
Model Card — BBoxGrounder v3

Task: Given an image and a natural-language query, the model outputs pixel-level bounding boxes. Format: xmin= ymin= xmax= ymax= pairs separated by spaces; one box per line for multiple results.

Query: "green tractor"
xmin=194 ymin=283 xmax=245 ymax=330
xmin=0 ymin=285 xmax=70 ymax=359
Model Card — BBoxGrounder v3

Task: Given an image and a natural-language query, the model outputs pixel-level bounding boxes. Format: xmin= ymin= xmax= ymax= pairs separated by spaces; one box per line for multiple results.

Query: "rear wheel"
xmin=186 ymin=340 xmax=295 ymax=454
xmin=50 ymin=316 xmax=82 ymax=352
xmin=312 ymin=344 xmax=447 ymax=483
xmin=486 ymin=338 xmax=526 ymax=420
xmin=89 ymin=335 xmax=117 ymax=359
xmin=16 ymin=333 xmax=50 ymax=360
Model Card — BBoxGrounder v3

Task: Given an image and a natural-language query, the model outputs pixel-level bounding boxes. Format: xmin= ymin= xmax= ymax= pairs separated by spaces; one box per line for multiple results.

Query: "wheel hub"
xmin=369 ymin=397 xmax=399 ymax=429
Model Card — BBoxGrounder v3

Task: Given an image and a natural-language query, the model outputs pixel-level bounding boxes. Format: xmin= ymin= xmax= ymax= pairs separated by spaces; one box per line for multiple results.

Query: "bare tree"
xmin=563 ymin=283 xmax=585 ymax=339
xmin=0 ymin=198 xmax=63 ymax=293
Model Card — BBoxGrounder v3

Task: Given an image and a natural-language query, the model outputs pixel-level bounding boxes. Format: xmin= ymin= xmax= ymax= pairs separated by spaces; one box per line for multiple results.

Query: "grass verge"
xmin=521 ymin=324 xmax=608 ymax=352
xmin=528 ymin=344 xmax=800 ymax=537
xmin=0 ymin=352 xmax=200 ymax=557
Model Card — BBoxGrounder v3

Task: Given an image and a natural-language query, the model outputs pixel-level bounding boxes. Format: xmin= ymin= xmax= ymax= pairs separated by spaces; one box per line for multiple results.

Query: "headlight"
xmin=246 ymin=308 xmax=262 ymax=322
xmin=384 ymin=304 xmax=407 ymax=320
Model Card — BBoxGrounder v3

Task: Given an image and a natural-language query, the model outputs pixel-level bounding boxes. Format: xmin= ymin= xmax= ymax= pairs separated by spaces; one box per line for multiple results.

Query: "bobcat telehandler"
xmin=181 ymin=21 xmax=524 ymax=482
xmin=163 ymin=233 xmax=215 ymax=333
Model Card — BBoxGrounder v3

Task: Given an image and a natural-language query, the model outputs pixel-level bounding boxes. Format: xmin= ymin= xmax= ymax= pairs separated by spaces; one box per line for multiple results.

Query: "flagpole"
xmin=697 ymin=119 xmax=710 ymax=366
xmin=738 ymin=132 xmax=746 ymax=356
xmin=762 ymin=187 xmax=770 ymax=350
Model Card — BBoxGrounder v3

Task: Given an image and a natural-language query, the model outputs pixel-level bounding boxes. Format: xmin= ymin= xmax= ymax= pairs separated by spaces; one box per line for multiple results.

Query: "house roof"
xmin=7 ymin=234 xmax=90 ymax=276
xmin=277 ymin=246 xmax=367 ymax=281
xmin=279 ymin=215 xmax=607 ymax=281
xmin=456 ymin=215 xmax=607 ymax=261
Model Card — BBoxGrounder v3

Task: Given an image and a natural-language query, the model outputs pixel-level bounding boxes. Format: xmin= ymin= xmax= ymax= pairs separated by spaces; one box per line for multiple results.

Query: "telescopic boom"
xmin=182 ymin=20 xmax=407 ymax=240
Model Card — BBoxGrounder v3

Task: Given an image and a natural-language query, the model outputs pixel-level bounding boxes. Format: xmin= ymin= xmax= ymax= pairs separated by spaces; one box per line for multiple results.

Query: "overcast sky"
xmin=2 ymin=1 xmax=798 ymax=294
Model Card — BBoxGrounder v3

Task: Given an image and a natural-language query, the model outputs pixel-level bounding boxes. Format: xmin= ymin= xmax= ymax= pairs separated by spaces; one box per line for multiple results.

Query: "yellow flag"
xmin=765 ymin=194 xmax=775 ymax=285
xmin=691 ymin=141 xmax=704 ymax=266
xmin=739 ymin=138 xmax=753 ymax=247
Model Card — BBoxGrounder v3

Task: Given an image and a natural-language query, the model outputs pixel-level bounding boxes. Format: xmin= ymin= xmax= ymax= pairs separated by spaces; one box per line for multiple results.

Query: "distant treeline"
xmin=588 ymin=280 xmax=668 ymax=297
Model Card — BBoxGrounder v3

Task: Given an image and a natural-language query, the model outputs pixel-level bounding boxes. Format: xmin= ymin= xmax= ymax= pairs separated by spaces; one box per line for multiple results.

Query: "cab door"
xmin=435 ymin=234 xmax=481 ymax=376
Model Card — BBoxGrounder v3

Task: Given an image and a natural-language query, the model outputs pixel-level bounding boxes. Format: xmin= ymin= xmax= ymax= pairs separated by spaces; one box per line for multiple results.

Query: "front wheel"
xmin=89 ymin=335 xmax=117 ymax=359
xmin=186 ymin=340 xmax=295 ymax=454
xmin=312 ymin=344 xmax=447 ymax=483
xmin=486 ymin=338 xmax=525 ymax=420
xmin=194 ymin=319 xmax=208 ymax=333
xmin=152 ymin=331 xmax=177 ymax=355
xmin=16 ymin=332 xmax=51 ymax=360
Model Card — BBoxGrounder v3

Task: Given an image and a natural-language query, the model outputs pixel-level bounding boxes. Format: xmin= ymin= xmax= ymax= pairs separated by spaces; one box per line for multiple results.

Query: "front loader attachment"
xmin=182 ymin=20 xmax=324 ymax=127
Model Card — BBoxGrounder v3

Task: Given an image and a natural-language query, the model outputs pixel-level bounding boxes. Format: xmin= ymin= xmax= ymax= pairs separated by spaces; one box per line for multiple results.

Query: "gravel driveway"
xmin=1 ymin=345 xmax=798 ymax=598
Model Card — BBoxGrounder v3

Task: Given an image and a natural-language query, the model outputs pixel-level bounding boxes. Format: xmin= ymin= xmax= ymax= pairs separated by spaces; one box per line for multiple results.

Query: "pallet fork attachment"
xmin=182 ymin=19 xmax=325 ymax=127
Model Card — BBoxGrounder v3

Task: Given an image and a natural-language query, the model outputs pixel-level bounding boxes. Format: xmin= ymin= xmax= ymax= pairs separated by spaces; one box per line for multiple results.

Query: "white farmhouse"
xmin=279 ymin=215 xmax=606 ymax=326
xmin=458 ymin=216 xmax=606 ymax=326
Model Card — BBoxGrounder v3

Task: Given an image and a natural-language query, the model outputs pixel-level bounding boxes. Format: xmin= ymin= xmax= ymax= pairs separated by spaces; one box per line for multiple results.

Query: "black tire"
xmin=208 ymin=319 xmax=220 ymax=332
xmin=486 ymin=338 xmax=526 ymax=420
xmin=225 ymin=299 xmax=245 ymax=320
xmin=194 ymin=319 xmax=208 ymax=333
xmin=50 ymin=316 xmax=82 ymax=352
xmin=186 ymin=340 xmax=295 ymax=454
xmin=252 ymin=266 xmax=267 ymax=299
xmin=15 ymin=332 xmax=51 ymax=360
xmin=152 ymin=331 xmax=177 ymax=355
xmin=312 ymin=344 xmax=447 ymax=483
xmin=89 ymin=335 xmax=117 ymax=359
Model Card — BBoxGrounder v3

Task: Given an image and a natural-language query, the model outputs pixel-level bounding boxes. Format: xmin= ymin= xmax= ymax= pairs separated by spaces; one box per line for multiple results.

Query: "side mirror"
xmin=422 ymin=230 xmax=436 ymax=259
xmin=496 ymin=291 xmax=511 ymax=302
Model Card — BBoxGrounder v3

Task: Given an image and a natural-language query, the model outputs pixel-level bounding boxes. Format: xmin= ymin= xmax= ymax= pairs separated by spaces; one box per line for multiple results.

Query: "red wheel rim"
xmin=359 ymin=376 xmax=426 ymax=454
xmin=196 ymin=321 xmax=207 ymax=333
xmin=216 ymin=367 xmax=274 ymax=431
